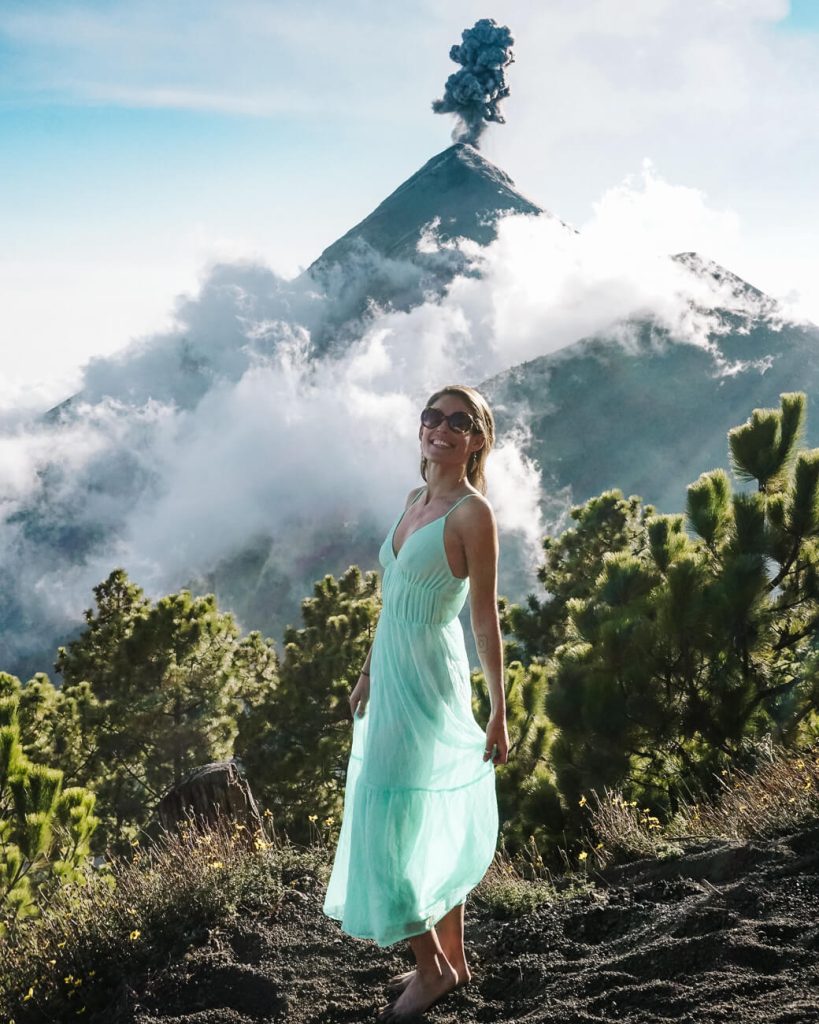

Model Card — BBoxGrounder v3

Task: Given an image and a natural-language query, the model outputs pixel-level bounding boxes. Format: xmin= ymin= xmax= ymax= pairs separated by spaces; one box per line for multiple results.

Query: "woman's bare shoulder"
xmin=454 ymin=491 xmax=496 ymax=529
xmin=404 ymin=485 xmax=426 ymax=508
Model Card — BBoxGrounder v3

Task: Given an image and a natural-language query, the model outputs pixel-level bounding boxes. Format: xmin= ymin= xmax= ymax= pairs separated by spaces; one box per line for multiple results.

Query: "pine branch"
xmin=767 ymin=539 xmax=802 ymax=591
xmin=772 ymin=616 xmax=819 ymax=652
xmin=748 ymin=676 xmax=801 ymax=708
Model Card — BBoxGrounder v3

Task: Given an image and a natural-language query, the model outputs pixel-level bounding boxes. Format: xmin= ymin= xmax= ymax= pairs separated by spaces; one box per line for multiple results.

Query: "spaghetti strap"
xmin=444 ymin=492 xmax=478 ymax=518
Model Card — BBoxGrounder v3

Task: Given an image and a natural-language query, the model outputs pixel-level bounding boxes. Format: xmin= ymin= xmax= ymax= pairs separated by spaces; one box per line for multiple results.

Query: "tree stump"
xmin=157 ymin=759 xmax=265 ymax=846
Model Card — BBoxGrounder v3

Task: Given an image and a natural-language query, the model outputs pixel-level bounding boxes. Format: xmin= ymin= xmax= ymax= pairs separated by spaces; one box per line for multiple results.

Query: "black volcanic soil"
xmin=126 ymin=822 xmax=819 ymax=1024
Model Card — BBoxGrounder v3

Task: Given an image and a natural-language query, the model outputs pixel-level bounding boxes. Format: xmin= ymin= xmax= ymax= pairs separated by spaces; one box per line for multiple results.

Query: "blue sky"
xmin=2 ymin=0 xmax=819 ymax=399
xmin=779 ymin=0 xmax=819 ymax=31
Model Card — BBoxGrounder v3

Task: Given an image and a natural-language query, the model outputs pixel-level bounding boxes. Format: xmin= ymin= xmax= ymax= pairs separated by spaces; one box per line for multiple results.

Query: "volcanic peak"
xmin=307 ymin=143 xmax=544 ymax=273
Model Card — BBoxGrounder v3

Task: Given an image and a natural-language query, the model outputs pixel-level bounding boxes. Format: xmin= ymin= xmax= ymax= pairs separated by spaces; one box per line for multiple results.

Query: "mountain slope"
xmin=484 ymin=262 xmax=819 ymax=514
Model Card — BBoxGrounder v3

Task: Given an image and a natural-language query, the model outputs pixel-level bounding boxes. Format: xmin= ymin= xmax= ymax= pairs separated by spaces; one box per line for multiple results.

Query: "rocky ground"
xmin=125 ymin=821 xmax=819 ymax=1024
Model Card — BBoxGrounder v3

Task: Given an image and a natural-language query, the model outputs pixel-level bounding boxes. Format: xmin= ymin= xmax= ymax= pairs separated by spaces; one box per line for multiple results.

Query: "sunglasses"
xmin=420 ymin=406 xmax=480 ymax=434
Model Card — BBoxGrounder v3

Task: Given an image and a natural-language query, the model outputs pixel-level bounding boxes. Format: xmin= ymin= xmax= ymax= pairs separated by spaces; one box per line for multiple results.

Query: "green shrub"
xmin=0 ymin=815 xmax=323 ymax=1023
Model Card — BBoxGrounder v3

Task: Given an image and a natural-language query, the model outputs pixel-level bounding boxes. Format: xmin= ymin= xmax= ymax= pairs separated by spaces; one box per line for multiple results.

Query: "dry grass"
xmin=582 ymin=744 xmax=819 ymax=868
xmin=670 ymin=743 xmax=819 ymax=841
xmin=581 ymin=790 xmax=674 ymax=867
xmin=0 ymin=813 xmax=325 ymax=1023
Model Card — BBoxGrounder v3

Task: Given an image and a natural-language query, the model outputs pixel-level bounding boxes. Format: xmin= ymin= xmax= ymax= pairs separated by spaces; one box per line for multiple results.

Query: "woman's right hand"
xmin=349 ymin=672 xmax=370 ymax=719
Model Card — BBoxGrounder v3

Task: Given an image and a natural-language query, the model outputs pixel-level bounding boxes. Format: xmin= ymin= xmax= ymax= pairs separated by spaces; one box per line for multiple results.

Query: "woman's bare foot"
xmin=385 ymin=969 xmax=415 ymax=994
xmin=385 ymin=959 xmax=472 ymax=995
xmin=377 ymin=961 xmax=459 ymax=1021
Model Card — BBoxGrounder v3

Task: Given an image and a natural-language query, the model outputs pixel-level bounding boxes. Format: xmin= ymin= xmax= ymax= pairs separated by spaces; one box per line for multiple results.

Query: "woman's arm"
xmin=349 ymin=644 xmax=373 ymax=718
xmin=462 ymin=499 xmax=509 ymax=765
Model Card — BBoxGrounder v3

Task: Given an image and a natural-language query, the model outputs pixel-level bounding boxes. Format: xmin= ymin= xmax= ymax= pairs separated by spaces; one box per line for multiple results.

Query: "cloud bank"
xmin=0 ymin=164 xmax=775 ymax=674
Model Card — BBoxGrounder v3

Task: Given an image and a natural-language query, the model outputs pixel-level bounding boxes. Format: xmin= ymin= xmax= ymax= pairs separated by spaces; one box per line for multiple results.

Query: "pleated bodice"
xmin=377 ymin=495 xmax=471 ymax=626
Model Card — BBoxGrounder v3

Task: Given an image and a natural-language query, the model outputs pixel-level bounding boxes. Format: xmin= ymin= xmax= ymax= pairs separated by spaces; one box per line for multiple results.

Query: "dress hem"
xmin=322 ymin=846 xmax=497 ymax=948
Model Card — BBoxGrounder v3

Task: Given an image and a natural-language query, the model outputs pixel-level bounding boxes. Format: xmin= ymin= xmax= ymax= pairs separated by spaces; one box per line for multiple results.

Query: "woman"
xmin=323 ymin=384 xmax=509 ymax=1022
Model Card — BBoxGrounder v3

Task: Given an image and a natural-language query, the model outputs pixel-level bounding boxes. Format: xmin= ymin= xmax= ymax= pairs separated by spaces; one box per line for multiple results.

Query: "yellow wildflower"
xmin=129 ymin=930 xmax=141 ymax=941
xmin=578 ymin=850 xmax=588 ymax=862
xmin=22 ymin=987 xmax=34 ymax=1002
xmin=578 ymin=794 xmax=587 ymax=807
xmin=208 ymin=861 xmax=224 ymax=869
xmin=308 ymin=814 xmax=318 ymax=822
xmin=324 ymin=816 xmax=335 ymax=826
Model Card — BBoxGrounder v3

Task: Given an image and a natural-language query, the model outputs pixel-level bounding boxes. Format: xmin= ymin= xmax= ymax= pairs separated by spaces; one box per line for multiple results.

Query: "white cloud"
xmin=0 ymin=155 xmax=772 ymax=671
xmin=2 ymin=0 xmax=818 ymax=671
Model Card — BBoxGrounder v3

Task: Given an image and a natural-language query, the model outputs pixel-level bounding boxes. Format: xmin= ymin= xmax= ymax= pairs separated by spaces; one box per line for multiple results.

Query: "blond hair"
xmin=419 ymin=384 xmax=495 ymax=495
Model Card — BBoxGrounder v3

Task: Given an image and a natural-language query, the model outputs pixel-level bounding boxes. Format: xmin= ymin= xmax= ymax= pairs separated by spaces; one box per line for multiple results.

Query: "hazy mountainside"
xmin=484 ymin=257 xmax=819 ymax=513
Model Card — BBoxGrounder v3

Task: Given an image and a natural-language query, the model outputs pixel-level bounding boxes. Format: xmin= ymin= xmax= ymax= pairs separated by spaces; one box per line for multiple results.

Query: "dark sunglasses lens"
xmin=421 ymin=407 xmax=445 ymax=428
xmin=448 ymin=412 xmax=474 ymax=433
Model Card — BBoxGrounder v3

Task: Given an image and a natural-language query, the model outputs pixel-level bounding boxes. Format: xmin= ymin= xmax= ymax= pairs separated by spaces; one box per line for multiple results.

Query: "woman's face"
xmin=420 ymin=393 xmax=484 ymax=471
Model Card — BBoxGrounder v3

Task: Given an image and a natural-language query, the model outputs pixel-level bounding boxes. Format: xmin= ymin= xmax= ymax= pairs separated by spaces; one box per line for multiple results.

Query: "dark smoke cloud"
xmin=432 ymin=18 xmax=514 ymax=147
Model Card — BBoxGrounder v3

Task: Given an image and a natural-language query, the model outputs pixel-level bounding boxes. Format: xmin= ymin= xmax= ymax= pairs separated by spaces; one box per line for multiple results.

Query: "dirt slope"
xmin=128 ymin=821 xmax=819 ymax=1024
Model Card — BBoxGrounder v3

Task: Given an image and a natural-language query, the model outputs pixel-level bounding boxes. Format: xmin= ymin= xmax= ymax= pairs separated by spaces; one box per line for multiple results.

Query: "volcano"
xmin=4 ymin=143 xmax=818 ymax=680
xmin=303 ymin=143 xmax=549 ymax=353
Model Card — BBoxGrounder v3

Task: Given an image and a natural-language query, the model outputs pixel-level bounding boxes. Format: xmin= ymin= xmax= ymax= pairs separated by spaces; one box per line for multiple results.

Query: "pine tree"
xmin=472 ymin=660 xmax=563 ymax=854
xmin=510 ymin=393 xmax=819 ymax=834
xmin=56 ymin=570 xmax=278 ymax=851
xmin=0 ymin=675 xmax=97 ymax=938
xmin=238 ymin=566 xmax=380 ymax=840
xmin=505 ymin=491 xmax=652 ymax=663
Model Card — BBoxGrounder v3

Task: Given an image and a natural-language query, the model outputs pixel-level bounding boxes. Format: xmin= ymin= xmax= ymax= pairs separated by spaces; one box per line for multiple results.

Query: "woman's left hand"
xmin=483 ymin=712 xmax=509 ymax=765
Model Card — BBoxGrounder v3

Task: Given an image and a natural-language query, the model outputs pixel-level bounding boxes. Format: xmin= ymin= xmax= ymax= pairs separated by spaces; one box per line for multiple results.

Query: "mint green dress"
xmin=323 ymin=489 xmax=499 ymax=947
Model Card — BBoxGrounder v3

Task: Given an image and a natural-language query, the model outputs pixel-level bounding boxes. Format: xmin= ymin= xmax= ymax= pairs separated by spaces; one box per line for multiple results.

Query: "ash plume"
xmin=432 ymin=18 xmax=514 ymax=147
